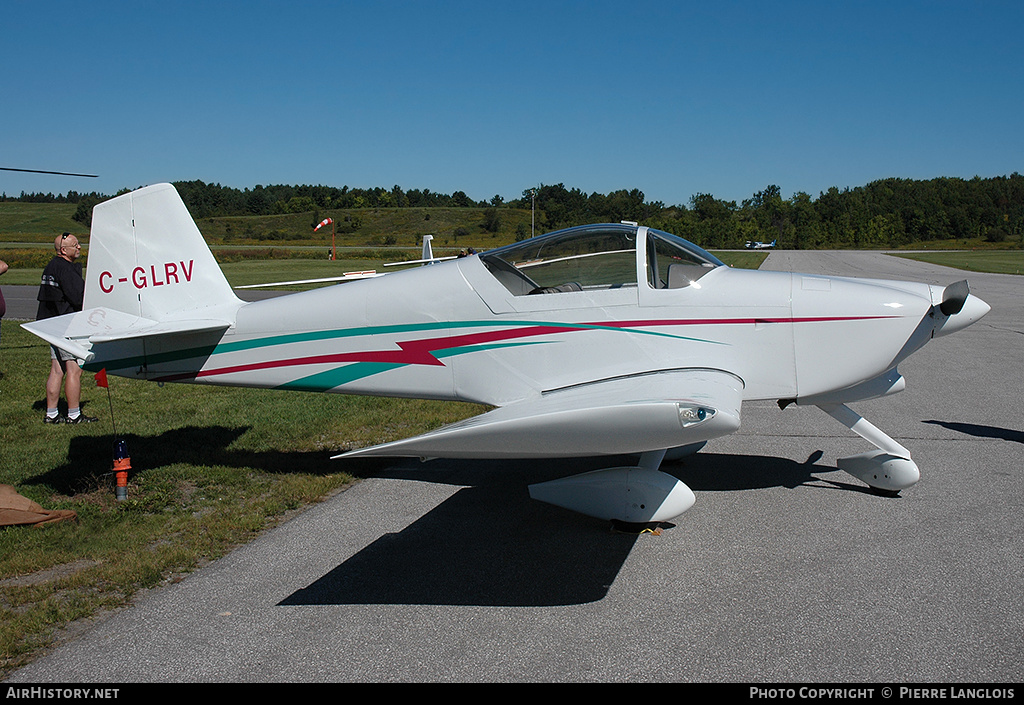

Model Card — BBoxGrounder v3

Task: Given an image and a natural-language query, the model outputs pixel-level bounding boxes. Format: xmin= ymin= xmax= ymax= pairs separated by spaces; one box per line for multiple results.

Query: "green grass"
xmin=890 ymin=250 xmax=1024 ymax=275
xmin=219 ymin=257 xmax=392 ymax=288
xmin=203 ymin=206 xmax=530 ymax=250
xmin=0 ymin=201 xmax=527 ymax=250
xmin=717 ymin=251 xmax=769 ymax=269
xmin=0 ymin=203 xmax=87 ymax=244
xmin=0 ymin=324 xmax=483 ymax=676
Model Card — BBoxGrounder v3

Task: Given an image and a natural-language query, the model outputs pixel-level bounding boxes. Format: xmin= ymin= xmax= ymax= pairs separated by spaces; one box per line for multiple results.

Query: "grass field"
xmin=0 ymin=203 xmax=87 ymax=244
xmin=891 ymin=250 xmax=1024 ymax=275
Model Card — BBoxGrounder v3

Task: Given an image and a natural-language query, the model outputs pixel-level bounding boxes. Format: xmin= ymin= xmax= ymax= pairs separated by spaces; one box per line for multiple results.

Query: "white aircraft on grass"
xmin=24 ymin=183 xmax=990 ymax=525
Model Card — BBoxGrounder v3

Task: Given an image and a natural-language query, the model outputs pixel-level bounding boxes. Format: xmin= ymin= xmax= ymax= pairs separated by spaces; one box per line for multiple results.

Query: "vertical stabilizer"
xmin=84 ymin=183 xmax=241 ymax=319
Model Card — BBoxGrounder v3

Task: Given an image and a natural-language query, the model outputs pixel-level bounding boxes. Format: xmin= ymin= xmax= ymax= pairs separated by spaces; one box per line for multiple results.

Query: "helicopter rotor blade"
xmin=1 ymin=167 xmax=98 ymax=178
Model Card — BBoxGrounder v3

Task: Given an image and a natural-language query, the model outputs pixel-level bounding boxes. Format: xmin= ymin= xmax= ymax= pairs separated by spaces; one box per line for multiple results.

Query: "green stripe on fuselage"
xmin=87 ymin=319 xmax=724 ymax=384
xmin=277 ymin=361 xmax=405 ymax=392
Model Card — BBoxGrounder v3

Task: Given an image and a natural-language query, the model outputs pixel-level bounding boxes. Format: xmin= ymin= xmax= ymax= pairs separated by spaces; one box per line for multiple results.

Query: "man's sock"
xmin=68 ymin=407 xmax=80 ymax=420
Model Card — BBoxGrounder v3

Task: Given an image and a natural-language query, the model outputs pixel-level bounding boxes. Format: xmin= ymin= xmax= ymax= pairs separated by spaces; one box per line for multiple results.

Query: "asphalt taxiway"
xmin=5 ymin=251 xmax=1022 ymax=682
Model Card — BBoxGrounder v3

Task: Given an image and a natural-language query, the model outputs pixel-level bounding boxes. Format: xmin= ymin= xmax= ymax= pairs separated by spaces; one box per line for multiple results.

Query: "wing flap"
xmin=336 ymin=368 xmax=743 ymax=460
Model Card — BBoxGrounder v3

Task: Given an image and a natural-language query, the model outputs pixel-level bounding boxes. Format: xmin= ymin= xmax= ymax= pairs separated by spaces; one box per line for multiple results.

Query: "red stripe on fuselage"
xmin=186 ymin=315 xmax=899 ymax=380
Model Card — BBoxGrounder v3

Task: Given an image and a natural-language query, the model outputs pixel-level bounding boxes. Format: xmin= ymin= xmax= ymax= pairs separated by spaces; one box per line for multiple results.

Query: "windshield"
xmin=646 ymin=228 xmax=724 ymax=289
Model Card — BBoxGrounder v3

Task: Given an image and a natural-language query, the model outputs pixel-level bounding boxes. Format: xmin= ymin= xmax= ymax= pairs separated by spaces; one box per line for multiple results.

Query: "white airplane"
xmin=745 ymin=239 xmax=777 ymax=250
xmin=24 ymin=183 xmax=990 ymax=525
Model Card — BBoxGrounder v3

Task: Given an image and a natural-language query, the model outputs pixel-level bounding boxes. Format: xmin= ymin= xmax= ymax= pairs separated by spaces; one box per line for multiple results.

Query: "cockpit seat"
xmin=667 ymin=263 xmax=709 ymax=289
xmin=528 ymin=282 xmax=583 ymax=295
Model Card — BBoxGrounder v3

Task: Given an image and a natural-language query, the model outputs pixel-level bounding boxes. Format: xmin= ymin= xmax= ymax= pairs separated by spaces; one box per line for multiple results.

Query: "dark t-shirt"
xmin=36 ymin=256 xmax=85 ymax=320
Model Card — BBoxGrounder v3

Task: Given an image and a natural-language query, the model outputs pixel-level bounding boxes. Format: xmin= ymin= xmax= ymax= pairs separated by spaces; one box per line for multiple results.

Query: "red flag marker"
xmin=95 ymin=368 xmax=109 ymax=388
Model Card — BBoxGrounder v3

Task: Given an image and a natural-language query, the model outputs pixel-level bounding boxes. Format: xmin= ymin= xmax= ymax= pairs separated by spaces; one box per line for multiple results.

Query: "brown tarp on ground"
xmin=0 ymin=485 xmax=77 ymax=527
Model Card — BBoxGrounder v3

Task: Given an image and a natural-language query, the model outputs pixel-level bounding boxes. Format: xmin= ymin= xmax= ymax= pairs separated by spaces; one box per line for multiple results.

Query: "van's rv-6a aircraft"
xmin=24 ymin=183 xmax=990 ymax=525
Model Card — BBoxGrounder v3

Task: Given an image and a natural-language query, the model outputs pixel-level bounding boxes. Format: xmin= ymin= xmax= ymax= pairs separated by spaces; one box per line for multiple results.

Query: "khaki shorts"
xmin=50 ymin=345 xmax=82 ymax=366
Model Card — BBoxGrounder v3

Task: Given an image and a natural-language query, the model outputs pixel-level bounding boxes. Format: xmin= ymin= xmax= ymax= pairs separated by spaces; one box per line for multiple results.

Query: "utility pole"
xmin=530 ymin=187 xmax=537 ymax=238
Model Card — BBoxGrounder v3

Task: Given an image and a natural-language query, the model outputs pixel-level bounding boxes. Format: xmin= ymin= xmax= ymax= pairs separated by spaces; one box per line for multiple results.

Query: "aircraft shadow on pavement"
xmin=923 ymin=419 xmax=1024 ymax=444
xmin=281 ymin=457 xmax=640 ymax=607
xmin=23 ymin=428 xmax=863 ymax=607
xmin=279 ymin=451 xmax=842 ymax=608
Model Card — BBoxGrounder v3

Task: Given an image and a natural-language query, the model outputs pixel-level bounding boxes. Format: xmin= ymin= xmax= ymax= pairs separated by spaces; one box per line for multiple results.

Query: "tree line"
xmin=4 ymin=173 xmax=1022 ymax=249
xmin=514 ymin=177 xmax=1024 ymax=249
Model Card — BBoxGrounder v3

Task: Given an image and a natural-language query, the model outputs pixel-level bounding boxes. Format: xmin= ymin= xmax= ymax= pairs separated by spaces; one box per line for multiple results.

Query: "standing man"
xmin=0 ymin=258 xmax=8 ymax=350
xmin=36 ymin=233 xmax=97 ymax=424
xmin=0 ymin=258 xmax=8 ymax=381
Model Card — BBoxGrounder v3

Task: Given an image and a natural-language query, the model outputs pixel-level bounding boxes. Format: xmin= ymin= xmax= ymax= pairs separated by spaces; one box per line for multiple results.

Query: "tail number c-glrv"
xmin=99 ymin=260 xmax=195 ymax=293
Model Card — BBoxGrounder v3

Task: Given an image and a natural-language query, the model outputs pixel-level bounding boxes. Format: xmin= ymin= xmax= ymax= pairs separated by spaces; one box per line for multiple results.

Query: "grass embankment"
xmin=0 ymin=203 xmax=88 ymax=245
xmin=0 ymin=200 xmax=530 ymax=253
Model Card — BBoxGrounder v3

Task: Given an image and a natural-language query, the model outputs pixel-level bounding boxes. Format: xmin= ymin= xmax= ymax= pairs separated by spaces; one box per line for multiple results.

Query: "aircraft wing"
xmin=382 ymin=256 xmax=458 ymax=267
xmin=234 ymin=271 xmax=381 ymax=289
xmin=335 ymin=368 xmax=743 ymax=460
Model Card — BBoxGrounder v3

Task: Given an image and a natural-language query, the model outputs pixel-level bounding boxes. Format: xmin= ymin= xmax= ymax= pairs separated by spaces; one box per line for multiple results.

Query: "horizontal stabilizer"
xmin=88 ymin=318 xmax=233 ymax=343
xmin=21 ymin=316 xmax=96 ymax=361
xmin=336 ymin=368 xmax=743 ymax=460
xmin=23 ymin=307 xmax=233 ymax=359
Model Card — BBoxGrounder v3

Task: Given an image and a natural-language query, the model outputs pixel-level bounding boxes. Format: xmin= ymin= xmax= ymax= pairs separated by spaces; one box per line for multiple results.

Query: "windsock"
xmin=314 ymin=217 xmax=333 ymax=232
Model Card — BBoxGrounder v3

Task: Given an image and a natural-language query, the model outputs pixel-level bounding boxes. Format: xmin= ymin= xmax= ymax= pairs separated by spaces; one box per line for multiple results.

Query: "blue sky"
xmin=2 ymin=0 xmax=1021 ymax=207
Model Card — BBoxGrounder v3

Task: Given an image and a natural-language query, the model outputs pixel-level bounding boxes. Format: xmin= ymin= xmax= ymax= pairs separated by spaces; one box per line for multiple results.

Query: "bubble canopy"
xmin=480 ymin=223 xmax=725 ymax=296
